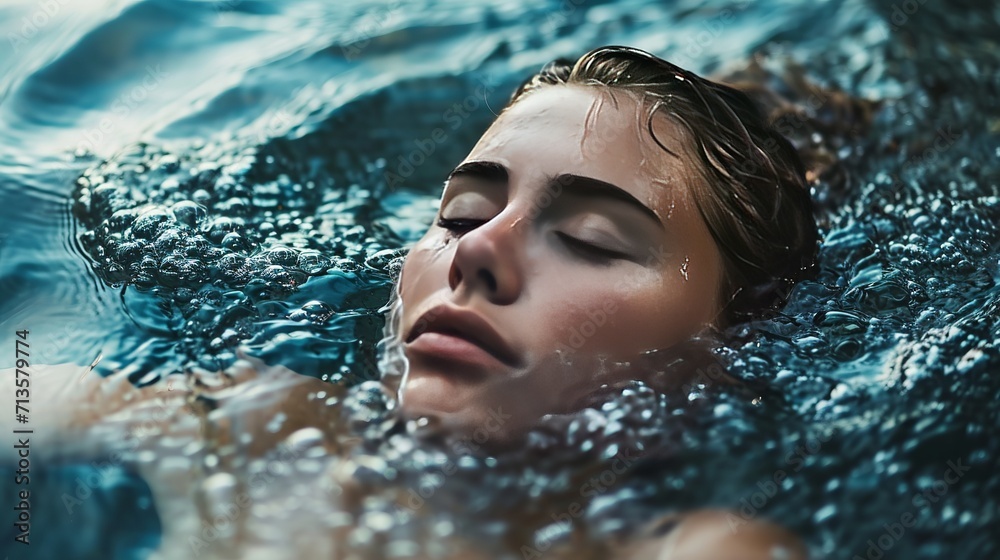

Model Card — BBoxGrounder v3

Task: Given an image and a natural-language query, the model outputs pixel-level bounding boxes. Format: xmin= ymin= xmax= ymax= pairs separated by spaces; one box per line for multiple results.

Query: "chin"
xmin=397 ymin=381 xmax=520 ymax=449
xmin=398 ymin=368 xmax=477 ymax=412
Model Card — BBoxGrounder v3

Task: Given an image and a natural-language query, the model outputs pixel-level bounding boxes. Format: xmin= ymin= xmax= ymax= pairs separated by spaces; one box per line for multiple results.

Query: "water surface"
xmin=1 ymin=0 xmax=998 ymax=558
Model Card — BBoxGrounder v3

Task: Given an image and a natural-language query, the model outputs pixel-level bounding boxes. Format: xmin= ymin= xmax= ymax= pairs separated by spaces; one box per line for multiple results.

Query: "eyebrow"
xmin=447 ymin=160 xmax=508 ymax=182
xmin=446 ymin=160 xmax=663 ymax=229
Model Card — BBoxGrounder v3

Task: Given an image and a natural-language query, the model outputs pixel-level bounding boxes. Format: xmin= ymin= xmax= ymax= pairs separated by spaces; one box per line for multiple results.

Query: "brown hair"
xmin=506 ymin=45 xmax=820 ymax=327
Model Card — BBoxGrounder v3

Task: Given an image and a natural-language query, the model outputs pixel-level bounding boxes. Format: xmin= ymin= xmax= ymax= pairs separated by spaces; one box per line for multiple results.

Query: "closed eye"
xmin=437 ymin=218 xmax=631 ymax=263
xmin=555 ymin=231 xmax=630 ymax=262
xmin=436 ymin=217 xmax=486 ymax=235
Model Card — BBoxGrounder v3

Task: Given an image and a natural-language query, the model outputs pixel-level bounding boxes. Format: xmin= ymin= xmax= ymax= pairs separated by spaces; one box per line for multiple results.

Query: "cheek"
xmin=532 ymin=279 xmax=641 ymax=355
xmin=544 ymin=275 xmax=702 ymax=356
xmin=399 ymin=240 xmax=450 ymax=300
xmin=625 ymin=276 xmax=717 ymax=348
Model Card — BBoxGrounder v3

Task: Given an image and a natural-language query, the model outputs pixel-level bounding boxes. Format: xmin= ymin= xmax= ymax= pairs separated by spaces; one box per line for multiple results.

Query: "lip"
xmin=404 ymin=304 xmax=521 ymax=369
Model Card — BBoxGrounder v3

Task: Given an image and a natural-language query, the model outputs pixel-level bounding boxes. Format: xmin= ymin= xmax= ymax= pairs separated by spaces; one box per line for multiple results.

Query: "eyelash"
xmin=437 ymin=217 xmax=627 ymax=263
xmin=436 ymin=217 xmax=484 ymax=235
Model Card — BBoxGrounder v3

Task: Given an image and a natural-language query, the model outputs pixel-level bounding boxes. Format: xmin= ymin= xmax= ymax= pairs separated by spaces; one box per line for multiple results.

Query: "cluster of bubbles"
xmin=72 ymin=140 xmax=406 ymax=382
xmin=713 ymin=25 xmax=1000 ymax=560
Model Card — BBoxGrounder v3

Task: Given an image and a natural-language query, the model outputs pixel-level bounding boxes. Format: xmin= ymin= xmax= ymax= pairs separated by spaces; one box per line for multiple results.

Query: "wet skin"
xmin=396 ymin=84 xmax=726 ymax=441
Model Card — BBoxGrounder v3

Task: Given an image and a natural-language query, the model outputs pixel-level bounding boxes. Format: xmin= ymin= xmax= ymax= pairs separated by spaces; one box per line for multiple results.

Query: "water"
xmin=1 ymin=0 xmax=998 ymax=558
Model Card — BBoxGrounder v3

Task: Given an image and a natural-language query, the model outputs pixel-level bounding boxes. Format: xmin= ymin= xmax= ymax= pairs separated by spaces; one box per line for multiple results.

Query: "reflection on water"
xmin=1 ymin=0 xmax=999 ymax=558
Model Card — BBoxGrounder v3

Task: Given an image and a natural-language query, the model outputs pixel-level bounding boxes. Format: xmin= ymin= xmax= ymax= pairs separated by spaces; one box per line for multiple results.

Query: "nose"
xmin=447 ymin=214 xmax=524 ymax=305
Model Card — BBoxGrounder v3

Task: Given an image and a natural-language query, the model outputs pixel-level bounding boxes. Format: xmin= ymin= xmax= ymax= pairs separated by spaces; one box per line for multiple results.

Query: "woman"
xmin=2 ymin=46 xmax=820 ymax=559
xmin=373 ymin=45 xmax=819 ymax=558
xmin=385 ymin=45 xmax=818 ymax=444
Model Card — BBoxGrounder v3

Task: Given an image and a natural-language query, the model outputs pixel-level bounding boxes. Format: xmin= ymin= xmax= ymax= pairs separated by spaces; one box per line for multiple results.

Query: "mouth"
xmin=404 ymin=304 xmax=521 ymax=369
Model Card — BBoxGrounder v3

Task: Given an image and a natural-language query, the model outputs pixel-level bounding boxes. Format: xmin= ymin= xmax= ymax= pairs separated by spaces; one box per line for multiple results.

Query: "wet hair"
xmin=507 ymin=46 xmax=820 ymax=327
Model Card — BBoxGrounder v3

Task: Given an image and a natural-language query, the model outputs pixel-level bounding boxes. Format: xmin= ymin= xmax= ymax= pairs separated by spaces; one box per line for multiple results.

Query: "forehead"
xmin=464 ymin=85 xmax=697 ymax=213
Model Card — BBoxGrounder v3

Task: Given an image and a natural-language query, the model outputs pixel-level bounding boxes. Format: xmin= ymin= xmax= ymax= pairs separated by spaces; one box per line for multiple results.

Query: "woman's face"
xmin=395 ymin=85 xmax=725 ymax=443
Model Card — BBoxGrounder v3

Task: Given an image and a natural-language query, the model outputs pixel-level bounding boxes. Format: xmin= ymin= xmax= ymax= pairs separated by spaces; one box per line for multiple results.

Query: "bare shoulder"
xmin=0 ymin=357 xmax=339 ymax=461
xmin=621 ymin=508 xmax=809 ymax=560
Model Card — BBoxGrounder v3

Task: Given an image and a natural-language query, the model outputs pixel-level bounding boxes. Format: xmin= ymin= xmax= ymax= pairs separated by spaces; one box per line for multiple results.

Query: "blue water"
xmin=1 ymin=0 xmax=999 ymax=559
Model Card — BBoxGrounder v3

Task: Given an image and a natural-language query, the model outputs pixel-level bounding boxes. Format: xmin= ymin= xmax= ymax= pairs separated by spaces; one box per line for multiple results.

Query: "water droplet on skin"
xmin=266 ymin=412 xmax=288 ymax=433
xmin=679 ymin=256 xmax=690 ymax=280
